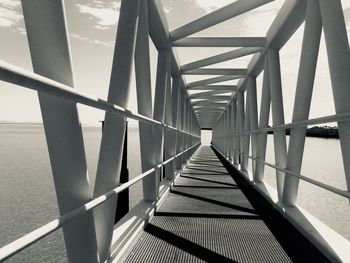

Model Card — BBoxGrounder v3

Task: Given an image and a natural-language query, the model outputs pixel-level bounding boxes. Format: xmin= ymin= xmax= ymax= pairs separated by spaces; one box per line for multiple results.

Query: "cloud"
xmin=0 ymin=0 xmax=22 ymax=28
xmin=76 ymin=1 xmax=120 ymax=30
xmin=194 ymin=0 xmax=233 ymax=13
xmin=71 ymin=32 xmax=114 ymax=47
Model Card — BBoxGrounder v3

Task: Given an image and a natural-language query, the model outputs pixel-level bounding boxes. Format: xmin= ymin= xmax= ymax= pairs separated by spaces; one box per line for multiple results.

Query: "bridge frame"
xmin=0 ymin=0 xmax=350 ymax=262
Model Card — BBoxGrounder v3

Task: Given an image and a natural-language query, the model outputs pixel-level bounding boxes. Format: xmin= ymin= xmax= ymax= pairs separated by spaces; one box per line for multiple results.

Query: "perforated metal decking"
xmin=124 ymin=146 xmax=329 ymax=263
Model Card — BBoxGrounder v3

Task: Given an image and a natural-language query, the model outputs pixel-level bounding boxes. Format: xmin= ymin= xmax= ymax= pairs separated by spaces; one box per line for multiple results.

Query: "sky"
xmin=0 ymin=0 xmax=349 ymax=126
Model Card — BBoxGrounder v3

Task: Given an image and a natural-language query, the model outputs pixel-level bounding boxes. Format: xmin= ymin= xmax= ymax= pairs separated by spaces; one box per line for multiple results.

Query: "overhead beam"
xmin=183 ymin=68 xmax=247 ymax=75
xmin=187 ymin=85 xmax=237 ymax=91
xmin=187 ymin=75 xmax=242 ymax=88
xmin=190 ymin=90 xmax=232 ymax=98
xmin=192 ymin=101 xmax=228 ymax=106
xmin=191 ymin=95 xmax=231 ymax=100
xmin=194 ymin=106 xmax=226 ymax=110
xmin=170 ymin=0 xmax=273 ymax=41
xmin=173 ymin=37 xmax=266 ymax=47
xmin=181 ymin=47 xmax=262 ymax=72
xmin=215 ymin=0 xmax=308 ymax=126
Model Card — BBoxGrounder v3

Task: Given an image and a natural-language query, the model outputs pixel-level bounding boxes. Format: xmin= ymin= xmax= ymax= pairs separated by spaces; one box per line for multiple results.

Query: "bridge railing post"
xmin=267 ymin=48 xmax=287 ymax=201
xmin=282 ymin=0 xmax=322 ymax=206
xmin=242 ymin=84 xmax=251 ymax=172
xmin=134 ymin=0 xmax=158 ymax=202
xmin=21 ymin=1 xmax=99 ymax=262
xmin=254 ymin=56 xmax=271 ymax=183
xmin=237 ymin=90 xmax=245 ymax=170
xmin=248 ymin=77 xmax=258 ymax=176
xmin=92 ymin=0 xmax=141 ymax=261
xmin=164 ymin=69 xmax=174 ymax=180
xmin=318 ymin=0 xmax=350 ymax=195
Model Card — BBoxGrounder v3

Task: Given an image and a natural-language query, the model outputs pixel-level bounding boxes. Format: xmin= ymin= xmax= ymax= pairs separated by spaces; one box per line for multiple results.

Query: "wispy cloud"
xmin=76 ymin=1 xmax=120 ymax=30
xmin=195 ymin=0 xmax=232 ymax=13
xmin=0 ymin=0 xmax=22 ymax=28
xmin=71 ymin=32 xmax=114 ymax=47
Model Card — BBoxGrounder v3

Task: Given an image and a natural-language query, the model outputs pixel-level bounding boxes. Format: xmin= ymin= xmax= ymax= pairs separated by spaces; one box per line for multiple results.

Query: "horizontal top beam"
xmin=190 ymin=90 xmax=232 ymax=98
xmin=182 ymin=68 xmax=247 ymax=75
xmin=181 ymin=47 xmax=262 ymax=72
xmin=170 ymin=0 xmax=273 ymax=41
xmin=187 ymin=85 xmax=237 ymax=91
xmin=173 ymin=37 xmax=266 ymax=47
xmin=191 ymin=95 xmax=231 ymax=100
xmin=194 ymin=105 xmax=226 ymax=109
xmin=187 ymin=75 xmax=242 ymax=88
xmin=192 ymin=101 xmax=228 ymax=106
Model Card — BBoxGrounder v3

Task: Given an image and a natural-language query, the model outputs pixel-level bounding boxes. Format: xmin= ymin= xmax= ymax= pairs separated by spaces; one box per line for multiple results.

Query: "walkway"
xmin=124 ymin=146 xmax=328 ymax=263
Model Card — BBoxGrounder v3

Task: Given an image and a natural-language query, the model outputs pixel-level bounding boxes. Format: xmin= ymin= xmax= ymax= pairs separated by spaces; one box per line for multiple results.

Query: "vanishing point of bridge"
xmin=0 ymin=0 xmax=350 ymax=262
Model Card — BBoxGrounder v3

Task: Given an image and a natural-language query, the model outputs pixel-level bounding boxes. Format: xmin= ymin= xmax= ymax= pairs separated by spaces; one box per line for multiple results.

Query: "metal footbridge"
xmin=1 ymin=0 xmax=350 ymax=262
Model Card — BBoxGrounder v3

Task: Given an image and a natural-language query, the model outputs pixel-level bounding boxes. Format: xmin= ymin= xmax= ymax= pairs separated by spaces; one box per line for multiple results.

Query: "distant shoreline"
xmin=267 ymin=126 xmax=339 ymax=139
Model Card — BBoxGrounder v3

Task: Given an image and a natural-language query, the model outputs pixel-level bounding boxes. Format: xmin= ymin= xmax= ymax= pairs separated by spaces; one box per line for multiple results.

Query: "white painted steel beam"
xmin=282 ymin=0 xmax=322 ymax=206
xmin=182 ymin=68 xmax=247 ymax=75
xmin=181 ymin=47 xmax=262 ymax=72
xmin=93 ymin=0 xmax=140 ymax=261
xmin=187 ymin=75 xmax=242 ymax=88
xmin=268 ymin=48 xmax=287 ymax=201
xmin=20 ymin=1 xmax=99 ymax=262
xmin=170 ymin=0 xmax=273 ymax=41
xmin=319 ymin=0 xmax=350 ymax=193
xmin=164 ymin=66 xmax=175 ymax=180
xmin=248 ymin=77 xmax=258 ymax=175
xmin=237 ymin=91 xmax=245 ymax=168
xmin=191 ymin=95 xmax=231 ymax=100
xmin=153 ymin=49 xmax=170 ymax=187
xmin=254 ymin=56 xmax=271 ymax=182
xmin=188 ymin=85 xmax=237 ymax=91
xmin=135 ymin=1 xmax=158 ymax=204
xmin=173 ymin=37 xmax=267 ymax=47
xmin=192 ymin=101 xmax=228 ymax=106
xmin=190 ymin=90 xmax=233 ymax=98
xmin=242 ymin=88 xmax=251 ymax=172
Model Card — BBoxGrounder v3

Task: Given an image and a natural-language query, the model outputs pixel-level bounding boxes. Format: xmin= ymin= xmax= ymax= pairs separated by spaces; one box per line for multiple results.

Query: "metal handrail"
xmin=213 ymin=146 xmax=350 ymax=200
xmin=0 ymin=61 xmax=199 ymax=139
xmin=213 ymin=112 xmax=345 ymax=139
xmin=0 ymin=142 xmax=200 ymax=262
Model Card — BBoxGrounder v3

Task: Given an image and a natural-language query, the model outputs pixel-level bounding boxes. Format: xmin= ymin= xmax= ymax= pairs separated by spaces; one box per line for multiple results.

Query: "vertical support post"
xmin=172 ymin=78 xmax=181 ymax=170
xmin=21 ymin=1 xmax=99 ymax=262
xmin=154 ymin=48 xmax=170 ymax=184
xmin=237 ymin=91 xmax=245 ymax=168
xmin=232 ymin=100 xmax=238 ymax=165
xmin=254 ymin=56 xmax=271 ymax=182
xmin=176 ymin=86 xmax=183 ymax=169
xmin=93 ymin=0 xmax=140 ymax=261
xmin=242 ymin=88 xmax=250 ymax=172
xmin=228 ymin=103 xmax=233 ymax=162
xmin=135 ymin=0 xmax=158 ymax=202
xmin=164 ymin=73 xmax=174 ymax=179
xmin=319 ymin=0 xmax=350 ymax=193
xmin=115 ymin=122 xmax=129 ymax=223
xmin=268 ymin=48 xmax=287 ymax=201
xmin=282 ymin=0 xmax=322 ymax=205
xmin=248 ymin=77 xmax=258 ymax=175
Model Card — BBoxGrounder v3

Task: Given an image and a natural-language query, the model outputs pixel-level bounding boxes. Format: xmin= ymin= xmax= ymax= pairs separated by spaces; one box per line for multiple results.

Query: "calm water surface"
xmin=0 ymin=124 xmax=349 ymax=262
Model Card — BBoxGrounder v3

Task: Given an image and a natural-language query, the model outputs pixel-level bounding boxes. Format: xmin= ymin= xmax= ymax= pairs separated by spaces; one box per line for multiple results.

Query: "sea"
xmin=0 ymin=123 xmax=349 ymax=262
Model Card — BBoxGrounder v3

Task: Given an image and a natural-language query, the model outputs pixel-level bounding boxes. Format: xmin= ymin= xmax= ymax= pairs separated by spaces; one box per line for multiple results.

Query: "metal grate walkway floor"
xmin=124 ymin=146 xmax=329 ymax=263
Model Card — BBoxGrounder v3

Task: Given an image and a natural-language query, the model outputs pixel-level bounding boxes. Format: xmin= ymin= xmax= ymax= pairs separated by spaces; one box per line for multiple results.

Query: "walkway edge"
xmin=212 ymin=145 xmax=350 ymax=263
xmin=108 ymin=169 xmax=183 ymax=263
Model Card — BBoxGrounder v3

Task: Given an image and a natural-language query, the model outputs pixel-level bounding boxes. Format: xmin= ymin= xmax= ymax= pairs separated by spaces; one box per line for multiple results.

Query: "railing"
xmin=212 ymin=0 xmax=350 ymax=262
xmin=1 ymin=0 xmax=350 ymax=262
xmin=0 ymin=0 xmax=200 ymax=262
xmin=0 ymin=143 xmax=200 ymax=262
